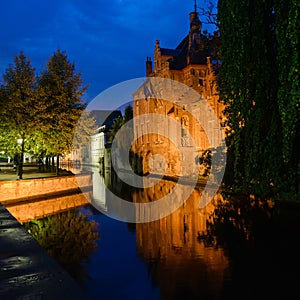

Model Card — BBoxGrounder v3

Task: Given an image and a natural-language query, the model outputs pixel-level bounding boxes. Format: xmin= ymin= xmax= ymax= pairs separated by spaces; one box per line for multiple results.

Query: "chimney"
xmin=146 ymin=57 xmax=153 ymax=77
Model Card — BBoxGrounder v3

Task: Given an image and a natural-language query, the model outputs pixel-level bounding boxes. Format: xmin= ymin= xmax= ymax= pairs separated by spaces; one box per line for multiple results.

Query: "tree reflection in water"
xmin=198 ymin=194 xmax=276 ymax=249
xmin=199 ymin=194 xmax=300 ymax=299
xmin=24 ymin=207 xmax=100 ymax=281
xmin=133 ymin=178 xmax=300 ymax=299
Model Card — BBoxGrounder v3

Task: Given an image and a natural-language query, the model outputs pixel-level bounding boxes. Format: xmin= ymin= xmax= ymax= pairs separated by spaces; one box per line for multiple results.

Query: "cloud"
xmin=0 ymin=0 xmax=215 ymax=103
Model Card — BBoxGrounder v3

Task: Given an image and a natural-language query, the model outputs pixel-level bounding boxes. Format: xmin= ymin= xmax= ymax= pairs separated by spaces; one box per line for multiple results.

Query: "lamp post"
xmin=17 ymin=138 xmax=24 ymax=180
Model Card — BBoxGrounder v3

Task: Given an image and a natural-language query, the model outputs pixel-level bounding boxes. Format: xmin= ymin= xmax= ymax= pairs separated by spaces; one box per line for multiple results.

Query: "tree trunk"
xmin=45 ymin=157 xmax=49 ymax=171
xmin=52 ymin=156 xmax=55 ymax=171
xmin=18 ymin=139 xmax=25 ymax=180
xmin=56 ymin=155 xmax=60 ymax=176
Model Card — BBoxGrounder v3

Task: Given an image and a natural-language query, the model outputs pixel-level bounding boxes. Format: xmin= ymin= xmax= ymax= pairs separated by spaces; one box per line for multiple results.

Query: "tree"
xmin=37 ymin=49 xmax=88 ymax=175
xmin=217 ymin=0 xmax=300 ymax=199
xmin=72 ymin=110 xmax=98 ymax=148
xmin=124 ymin=104 xmax=133 ymax=122
xmin=0 ymin=51 xmax=38 ymax=179
xmin=108 ymin=104 xmax=133 ymax=145
xmin=107 ymin=115 xmax=126 ymax=146
xmin=197 ymin=0 xmax=218 ymax=26
xmin=275 ymin=0 xmax=300 ymax=196
xmin=107 ymin=105 xmax=134 ymax=170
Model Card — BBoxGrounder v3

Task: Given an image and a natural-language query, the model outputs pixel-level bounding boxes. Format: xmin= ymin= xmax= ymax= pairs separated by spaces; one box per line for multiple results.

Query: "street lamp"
xmin=17 ymin=138 xmax=24 ymax=180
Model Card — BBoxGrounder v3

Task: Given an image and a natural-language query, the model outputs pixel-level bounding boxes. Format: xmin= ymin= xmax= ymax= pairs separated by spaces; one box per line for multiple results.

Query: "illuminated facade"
xmin=132 ymin=9 xmax=224 ymax=176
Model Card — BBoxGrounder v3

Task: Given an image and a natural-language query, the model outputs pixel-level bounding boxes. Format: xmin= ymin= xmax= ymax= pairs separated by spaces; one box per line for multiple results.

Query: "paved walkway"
xmin=0 ymin=163 xmax=72 ymax=181
xmin=0 ymin=204 xmax=87 ymax=300
xmin=0 ymin=164 xmax=88 ymax=299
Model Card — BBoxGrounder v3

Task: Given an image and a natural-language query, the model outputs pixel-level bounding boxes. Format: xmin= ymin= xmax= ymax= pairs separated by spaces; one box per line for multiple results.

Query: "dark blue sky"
xmin=0 ymin=0 xmax=216 ymax=107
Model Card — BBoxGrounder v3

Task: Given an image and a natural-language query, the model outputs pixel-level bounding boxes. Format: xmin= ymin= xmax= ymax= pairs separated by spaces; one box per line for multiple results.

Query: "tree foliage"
xmin=108 ymin=104 xmax=133 ymax=147
xmin=0 ymin=52 xmax=38 ymax=156
xmin=37 ymin=49 xmax=88 ymax=156
xmin=0 ymin=49 xmax=92 ymax=174
xmin=218 ymin=0 xmax=300 ymax=199
xmin=275 ymin=0 xmax=300 ymax=195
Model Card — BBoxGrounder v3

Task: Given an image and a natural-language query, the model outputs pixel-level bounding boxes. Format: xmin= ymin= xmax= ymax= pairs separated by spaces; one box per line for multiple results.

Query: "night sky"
xmin=0 ymin=0 xmax=216 ymax=108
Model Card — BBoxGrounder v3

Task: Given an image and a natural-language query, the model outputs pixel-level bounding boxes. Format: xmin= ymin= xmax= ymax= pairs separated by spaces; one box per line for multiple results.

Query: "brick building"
xmin=132 ymin=8 xmax=224 ymax=177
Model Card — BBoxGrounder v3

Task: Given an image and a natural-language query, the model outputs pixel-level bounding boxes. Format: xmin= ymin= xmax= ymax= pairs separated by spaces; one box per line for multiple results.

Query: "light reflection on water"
xmin=67 ymin=165 xmax=229 ymax=299
xmin=59 ymin=166 xmax=300 ymax=299
xmin=133 ymin=180 xmax=228 ymax=300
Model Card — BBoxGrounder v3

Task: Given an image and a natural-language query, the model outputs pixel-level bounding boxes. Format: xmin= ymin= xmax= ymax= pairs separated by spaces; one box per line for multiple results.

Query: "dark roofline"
xmin=160 ymin=48 xmax=181 ymax=57
xmin=176 ymin=35 xmax=189 ymax=50
xmin=90 ymin=109 xmax=122 ymax=127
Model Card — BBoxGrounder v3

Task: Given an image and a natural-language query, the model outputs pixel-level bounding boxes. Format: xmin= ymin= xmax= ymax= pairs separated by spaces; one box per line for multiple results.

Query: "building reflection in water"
xmin=132 ymin=179 xmax=229 ymax=299
xmin=65 ymin=165 xmax=110 ymax=213
xmin=91 ymin=167 xmax=107 ymax=212
xmin=68 ymin=165 xmax=229 ymax=298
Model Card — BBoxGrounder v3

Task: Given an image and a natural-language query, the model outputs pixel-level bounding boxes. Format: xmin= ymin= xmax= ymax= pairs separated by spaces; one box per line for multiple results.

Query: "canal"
xmin=23 ymin=166 xmax=300 ymax=299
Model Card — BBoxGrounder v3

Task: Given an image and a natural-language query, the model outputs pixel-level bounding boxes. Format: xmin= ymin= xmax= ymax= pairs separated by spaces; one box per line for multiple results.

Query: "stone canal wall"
xmin=0 ymin=173 xmax=92 ymax=223
xmin=0 ymin=173 xmax=91 ymax=203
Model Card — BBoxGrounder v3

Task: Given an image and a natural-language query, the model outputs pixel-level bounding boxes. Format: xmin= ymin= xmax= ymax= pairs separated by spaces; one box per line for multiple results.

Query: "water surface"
xmin=25 ymin=167 xmax=300 ymax=299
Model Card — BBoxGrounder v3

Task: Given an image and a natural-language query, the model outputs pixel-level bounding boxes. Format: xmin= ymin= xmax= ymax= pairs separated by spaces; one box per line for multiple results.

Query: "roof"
xmin=160 ymin=34 xmax=214 ymax=71
xmin=160 ymin=48 xmax=181 ymax=57
xmin=89 ymin=110 xmax=122 ymax=131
